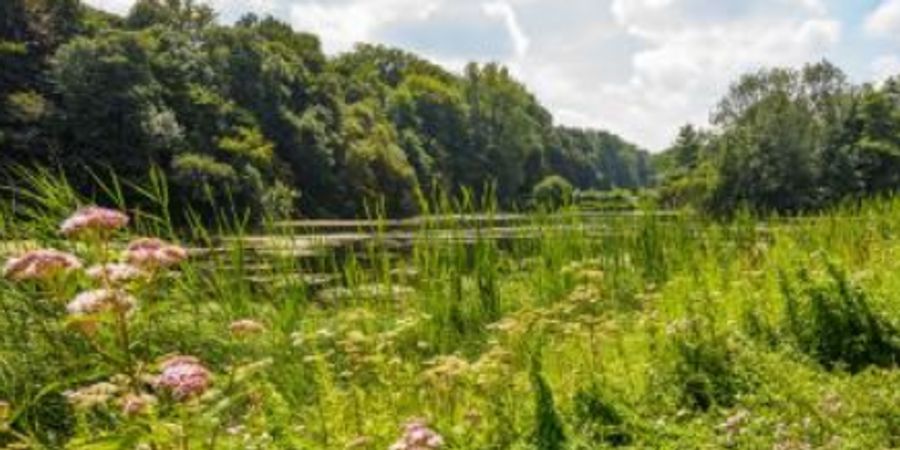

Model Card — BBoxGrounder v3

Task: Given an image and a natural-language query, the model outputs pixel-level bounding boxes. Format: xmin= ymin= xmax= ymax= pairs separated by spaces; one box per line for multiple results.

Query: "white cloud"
xmin=82 ymin=0 xmax=133 ymax=15
xmin=866 ymin=0 xmax=900 ymax=39
xmin=793 ymin=0 xmax=828 ymax=15
xmin=289 ymin=0 xmax=442 ymax=53
xmin=517 ymin=0 xmax=842 ymax=149
xmin=482 ymin=1 xmax=530 ymax=57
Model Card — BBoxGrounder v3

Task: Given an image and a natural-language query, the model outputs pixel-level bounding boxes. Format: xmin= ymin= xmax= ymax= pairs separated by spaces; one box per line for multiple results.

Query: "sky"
xmin=83 ymin=0 xmax=900 ymax=152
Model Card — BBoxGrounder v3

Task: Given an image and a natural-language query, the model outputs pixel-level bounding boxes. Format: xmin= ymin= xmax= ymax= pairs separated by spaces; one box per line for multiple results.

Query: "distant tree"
xmin=4 ymin=0 xmax=657 ymax=220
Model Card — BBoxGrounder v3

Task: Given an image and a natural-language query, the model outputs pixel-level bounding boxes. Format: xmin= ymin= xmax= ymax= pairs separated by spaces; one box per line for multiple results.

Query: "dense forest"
xmin=0 ymin=0 xmax=652 ymax=219
xmin=655 ymin=62 xmax=900 ymax=215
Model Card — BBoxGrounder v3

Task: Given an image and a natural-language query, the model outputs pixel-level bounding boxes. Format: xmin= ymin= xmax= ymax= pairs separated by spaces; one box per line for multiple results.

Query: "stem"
xmin=115 ymin=310 xmax=138 ymax=389
xmin=207 ymin=367 xmax=238 ymax=450
xmin=180 ymin=407 xmax=190 ymax=450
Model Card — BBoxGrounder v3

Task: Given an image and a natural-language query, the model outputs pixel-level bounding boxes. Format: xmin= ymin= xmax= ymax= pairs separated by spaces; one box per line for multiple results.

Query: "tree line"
xmin=655 ymin=61 xmax=900 ymax=215
xmin=0 ymin=0 xmax=652 ymax=219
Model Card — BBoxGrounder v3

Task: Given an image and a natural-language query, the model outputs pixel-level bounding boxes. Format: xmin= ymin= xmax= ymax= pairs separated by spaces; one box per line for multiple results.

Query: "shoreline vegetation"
xmin=1 ymin=173 xmax=900 ymax=449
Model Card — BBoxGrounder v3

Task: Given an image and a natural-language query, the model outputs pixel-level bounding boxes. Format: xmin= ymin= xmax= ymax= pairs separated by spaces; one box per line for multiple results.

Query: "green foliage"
xmin=574 ymin=189 xmax=640 ymax=211
xmin=530 ymin=357 xmax=566 ymax=450
xmin=532 ymin=175 xmax=573 ymax=210
xmin=656 ymin=61 xmax=900 ymax=215
xmin=780 ymin=265 xmax=900 ymax=372
xmin=667 ymin=321 xmax=747 ymax=411
xmin=3 ymin=173 xmax=900 ymax=448
xmin=552 ymin=127 xmax=653 ymax=192
xmin=3 ymin=0 xmax=653 ymax=220
xmin=571 ymin=384 xmax=632 ymax=446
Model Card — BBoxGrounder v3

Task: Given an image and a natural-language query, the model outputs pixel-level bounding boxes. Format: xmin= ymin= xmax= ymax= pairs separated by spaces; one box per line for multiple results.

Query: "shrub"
xmin=572 ymin=384 xmax=632 ymax=446
xmin=533 ymin=175 xmax=573 ymax=210
xmin=666 ymin=319 xmax=748 ymax=411
xmin=780 ymin=265 xmax=900 ymax=372
xmin=574 ymin=188 xmax=638 ymax=211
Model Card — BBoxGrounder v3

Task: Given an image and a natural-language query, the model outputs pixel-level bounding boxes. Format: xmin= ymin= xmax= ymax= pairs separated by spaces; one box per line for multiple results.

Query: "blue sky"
xmin=85 ymin=0 xmax=900 ymax=151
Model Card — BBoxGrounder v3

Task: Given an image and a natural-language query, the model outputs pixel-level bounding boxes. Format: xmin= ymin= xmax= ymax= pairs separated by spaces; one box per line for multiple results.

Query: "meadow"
xmin=1 ymin=174 xmax=899 ymax=449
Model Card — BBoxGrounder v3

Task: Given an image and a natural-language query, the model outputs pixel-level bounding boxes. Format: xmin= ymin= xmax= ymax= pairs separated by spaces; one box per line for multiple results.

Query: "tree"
xmin=54 ymin=32 xmax=183 ymax=181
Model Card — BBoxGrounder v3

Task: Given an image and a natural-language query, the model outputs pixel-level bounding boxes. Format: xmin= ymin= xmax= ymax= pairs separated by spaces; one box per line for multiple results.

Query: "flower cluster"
xmin=67 ymin=289 xmax=137 ymax=316
xmin=229 ymin=319 xmax=266 ymax=338
xmin=86 ymin=263 xmax=147 ymax=285
xmin=126 ymin=238 xmax=188 ymax=269
xmin=154 ymin=355 xmax=213 ymax=400
xmin=389 ymin=419 xmax=444 ymax=450
xmin=65 ymin=381 xmax=122 ymax=410
xmin=120 ymin=393 xmax=157 ymax=416
xmin=2 ymin=249 xmax=82 ymax=282
xmin=422 ymin=355 xmax=471 ymax=391
xmin=60 ymin=206 xmax=129 ymax=238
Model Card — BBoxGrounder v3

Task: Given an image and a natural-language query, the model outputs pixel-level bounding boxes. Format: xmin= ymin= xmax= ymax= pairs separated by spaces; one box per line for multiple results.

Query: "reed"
xmin=1 ymin=169 xmax=899 ymax=448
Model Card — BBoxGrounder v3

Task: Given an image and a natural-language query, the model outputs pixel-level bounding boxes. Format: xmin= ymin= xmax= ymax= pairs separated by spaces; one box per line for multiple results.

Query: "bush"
xmin=572 ymin=384 xmax=632 ymax=446
xmin=574 ymin=189 xmax=638 ymax=211
xmin=780 ymin=265 xmax=900 ymax=372
xmin=665 ymin=319 xmax=749 ymax=411
xmin=533 ymin=175 xmax=574 ymax=210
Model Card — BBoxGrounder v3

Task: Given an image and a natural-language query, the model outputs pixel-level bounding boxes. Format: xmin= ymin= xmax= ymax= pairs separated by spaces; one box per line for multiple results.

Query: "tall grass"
xmin=1 ymin=170 xmax=899 ymax=448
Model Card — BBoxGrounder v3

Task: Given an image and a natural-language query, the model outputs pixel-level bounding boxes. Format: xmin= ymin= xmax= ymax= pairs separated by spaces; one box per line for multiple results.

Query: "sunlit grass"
xmin=1 ymin=171 xmax=899 ymax=449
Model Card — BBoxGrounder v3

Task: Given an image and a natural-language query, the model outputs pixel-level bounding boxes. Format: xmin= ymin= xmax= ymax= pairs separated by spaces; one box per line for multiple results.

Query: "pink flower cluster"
xmin=3 ymin=249 xmax=82 ymax=282
xmin=390 ymin=419 xmax=444 ymax=450
xmin=60 ymin=206 xmax=129 ymax=238
xmin=126 ymin=238 xmax=188 ymax=269
xmin=120 ymin=393 xmax=156 ymax=416
xmin=87 ymin=263 xmax=147 ymax=284
xmin=66 ymin=289 xmax=136 ymax=316
xmin=154 ymin=356 xmax=212 ymax=400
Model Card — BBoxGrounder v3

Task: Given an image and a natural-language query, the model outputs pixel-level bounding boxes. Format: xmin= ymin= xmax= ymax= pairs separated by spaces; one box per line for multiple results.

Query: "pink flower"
xmin=3 ymin=249 xmax=82 ymax=282
xmin=66 ymin=289 xmax=136 ymax=316
xmin=121 ymin=393 xmax=156 ymax=416
xmin=86 ymin=263 xmax=147 ymax=284
xmin=390 ymin=419 xmax=444 ymax=450
xmin=125 ymin=238 xmax=188 ymax=269
xmin=155 ymin=356 xmax=212 ymax=400
xmin=229 ymin=319 xmax=265 ymax=337
xmin=60 ymin=207 xmax=129 ymax=238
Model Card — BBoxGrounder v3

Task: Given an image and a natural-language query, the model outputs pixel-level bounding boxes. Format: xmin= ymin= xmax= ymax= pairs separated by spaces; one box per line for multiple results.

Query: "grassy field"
xmin=1 ymin=177 xmax=900 ymax=449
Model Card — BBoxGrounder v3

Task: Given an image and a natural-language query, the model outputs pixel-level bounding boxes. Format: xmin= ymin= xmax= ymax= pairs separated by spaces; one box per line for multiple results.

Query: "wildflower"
xmin=86 ymin=263 xmax=147 ymax=285
xmin=390 ymin=419 xmax=444 ymax=450
xmin=229 ymin=319 xmax=266 ymax=337
xmin=154 ymin=355 xmax=212 ymax=400
xmin=67 ymin=289 xmax=136 ymax=316
xmin=125 ymin=238 xmax=188 ymax=269
xmin=121 ymin=393 xmax=156 ymax=416
xmin=65 ymin=382 xmax=120 ymax=410
xmin=422 ymin=355 xmax=471 ymax=390
xmin=60 ymin=206 xmax=129 ymax=238
xmin=3 ymin=249 xmax=82 ymax=282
